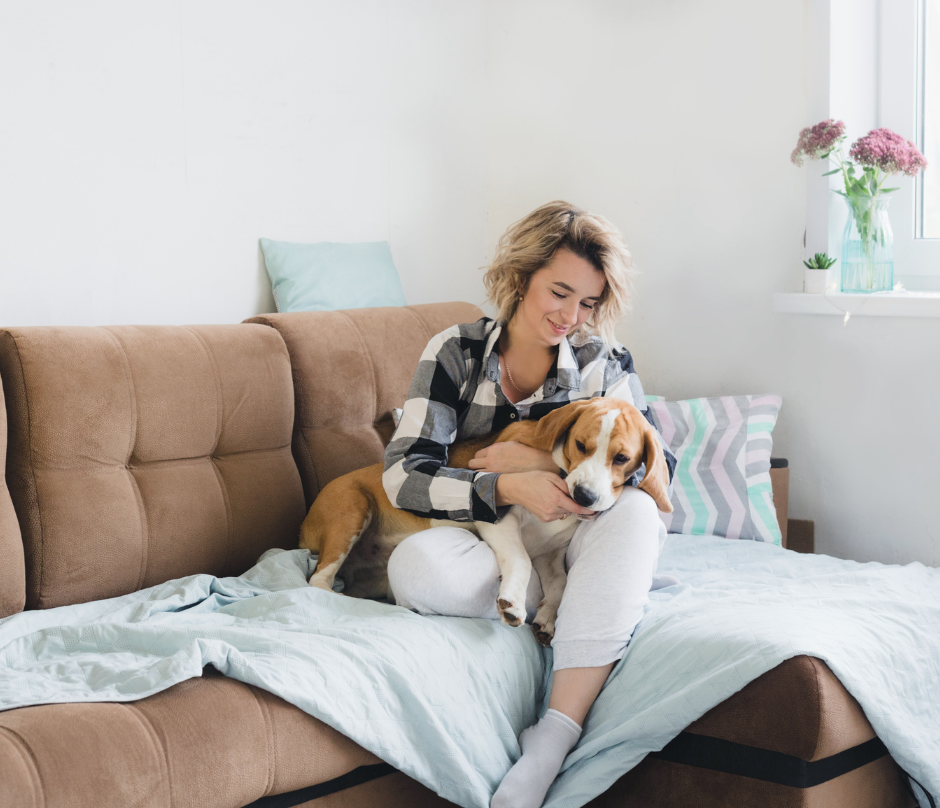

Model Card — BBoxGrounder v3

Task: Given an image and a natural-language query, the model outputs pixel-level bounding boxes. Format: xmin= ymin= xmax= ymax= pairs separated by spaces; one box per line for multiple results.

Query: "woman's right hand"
xmin=495 ymin=471 xmax=594 ymax=523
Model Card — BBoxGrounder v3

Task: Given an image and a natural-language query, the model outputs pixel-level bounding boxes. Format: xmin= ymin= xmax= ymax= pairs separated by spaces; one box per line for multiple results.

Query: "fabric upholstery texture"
xmin=590 ymin=658 xmax=910 ymax=808
xmin=685 ymin=656 xmax=875 ymax=760
xmin=593 ymin=755 xmax=912 ymax=808
xmin=245 ymin=301 xmax=483 ymax=506
xmin=0 ymin=324 xmax=306 ymax=609
xmin=0 ymin=668 xmax=386 ymax=808
xmin=0 ymin=366 xmax=25 ymax=618
xmin=290 ymin=774 xmax=460 ymax=808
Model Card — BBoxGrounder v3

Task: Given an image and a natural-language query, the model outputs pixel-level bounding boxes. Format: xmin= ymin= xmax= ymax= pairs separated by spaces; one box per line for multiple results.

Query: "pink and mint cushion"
xmin=646 ymin=394 xmax=782 ymax=544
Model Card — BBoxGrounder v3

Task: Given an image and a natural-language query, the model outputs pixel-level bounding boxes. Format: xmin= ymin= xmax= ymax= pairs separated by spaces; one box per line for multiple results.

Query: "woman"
xmin=382 ymin=201 xmax=676 ymax=808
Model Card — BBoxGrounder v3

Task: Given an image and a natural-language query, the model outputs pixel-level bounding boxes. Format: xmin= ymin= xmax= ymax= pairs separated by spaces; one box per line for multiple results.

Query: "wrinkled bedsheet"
xmin=0 ymin=536 xmax=937 ymax=808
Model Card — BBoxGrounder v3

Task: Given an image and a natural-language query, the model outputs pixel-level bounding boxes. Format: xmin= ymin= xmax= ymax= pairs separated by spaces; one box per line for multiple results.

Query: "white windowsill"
xmin=772 ymin=291 xmax=940 ymax=318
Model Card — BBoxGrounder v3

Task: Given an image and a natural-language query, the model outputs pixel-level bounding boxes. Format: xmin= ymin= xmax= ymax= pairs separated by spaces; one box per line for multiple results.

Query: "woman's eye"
xmin=580 ymin=302 xmax=595 ymax=310
xmin=552 ymin=290 xmax=566 ymax=300
xmin=613 ymin=454 xmax=629 ymax=465
xmin=575 ymin=440 xmax=586 ymax=453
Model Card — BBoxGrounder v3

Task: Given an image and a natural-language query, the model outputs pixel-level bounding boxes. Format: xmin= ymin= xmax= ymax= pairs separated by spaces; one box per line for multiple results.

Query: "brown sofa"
xmin=0 ymin=303 xmax=914 ymax=808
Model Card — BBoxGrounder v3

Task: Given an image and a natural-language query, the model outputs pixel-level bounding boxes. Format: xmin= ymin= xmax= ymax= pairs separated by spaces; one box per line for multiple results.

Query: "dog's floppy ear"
xmin=528 ymin=399 xmax=595 ymax=453
xmin=639 ymin=420 xmax=673 ymax=513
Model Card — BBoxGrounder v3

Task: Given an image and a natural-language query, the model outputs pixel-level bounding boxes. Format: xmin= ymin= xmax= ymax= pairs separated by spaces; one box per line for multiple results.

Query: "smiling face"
xmin=514 ymin=248 xmax=607 ymax=347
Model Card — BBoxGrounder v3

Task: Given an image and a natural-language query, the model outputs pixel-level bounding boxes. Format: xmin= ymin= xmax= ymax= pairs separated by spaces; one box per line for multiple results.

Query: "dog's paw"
xmin=308 ymin=575 xmax=333 ymax=592
xmin=532 ymin=601 xmax=557 ymax=646
xmin=531 ymin=624 xmax=554 ymax=647
xmin=497 ymin=597 xmax=525 ymax=627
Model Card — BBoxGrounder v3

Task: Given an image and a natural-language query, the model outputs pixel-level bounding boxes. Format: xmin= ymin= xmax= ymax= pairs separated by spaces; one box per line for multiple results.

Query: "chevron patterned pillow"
xmin=646 ymin=394 xmax=782 ymax=544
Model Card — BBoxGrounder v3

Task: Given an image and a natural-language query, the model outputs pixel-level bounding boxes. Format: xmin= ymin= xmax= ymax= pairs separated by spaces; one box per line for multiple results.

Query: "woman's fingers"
xmin=546 ymin=475 xmax=594 ymax=516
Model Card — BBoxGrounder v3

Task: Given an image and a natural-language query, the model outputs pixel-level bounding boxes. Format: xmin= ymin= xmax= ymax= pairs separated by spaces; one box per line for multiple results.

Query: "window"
xmin=917 ymin=0 xmax=940 ymax=236
xmin=880 ymin=0 xmax=940 ymax=287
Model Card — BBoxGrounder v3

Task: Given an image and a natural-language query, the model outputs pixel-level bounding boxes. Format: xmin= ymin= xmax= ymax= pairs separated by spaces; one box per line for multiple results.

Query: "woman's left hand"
xmin=468 ymin=441 xmax=558 ymax=474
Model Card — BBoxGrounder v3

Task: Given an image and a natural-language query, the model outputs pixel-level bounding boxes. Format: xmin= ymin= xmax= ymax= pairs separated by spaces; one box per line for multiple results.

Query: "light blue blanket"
xmin=0 ymin=536 xmax=937 ymax=808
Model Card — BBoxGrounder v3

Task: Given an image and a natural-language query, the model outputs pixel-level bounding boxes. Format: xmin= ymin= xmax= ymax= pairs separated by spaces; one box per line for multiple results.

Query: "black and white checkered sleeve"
xmin=604 ymin=350 xmax=677 ymax=484
xmin=382 ymin=327 xmax=501 ymax=523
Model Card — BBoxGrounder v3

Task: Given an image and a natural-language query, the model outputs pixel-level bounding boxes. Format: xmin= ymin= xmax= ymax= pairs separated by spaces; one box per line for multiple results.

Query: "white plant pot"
xmin=803 ymin=268 xmax=829 ymax=294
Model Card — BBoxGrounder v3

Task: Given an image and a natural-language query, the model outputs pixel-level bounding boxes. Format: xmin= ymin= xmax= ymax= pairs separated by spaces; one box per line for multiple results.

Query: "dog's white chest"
xmin=512 ymin=507 xmax=578 ymax=558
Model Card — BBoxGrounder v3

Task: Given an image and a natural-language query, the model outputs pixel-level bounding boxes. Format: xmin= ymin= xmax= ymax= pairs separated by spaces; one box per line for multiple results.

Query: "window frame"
xmin=879 ymin=0 xmax=940 ymax=288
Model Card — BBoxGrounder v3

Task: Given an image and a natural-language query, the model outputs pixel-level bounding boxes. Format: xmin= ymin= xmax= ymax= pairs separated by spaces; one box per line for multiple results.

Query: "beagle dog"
xmin=300 ymin=397 xmax=672 ymax=645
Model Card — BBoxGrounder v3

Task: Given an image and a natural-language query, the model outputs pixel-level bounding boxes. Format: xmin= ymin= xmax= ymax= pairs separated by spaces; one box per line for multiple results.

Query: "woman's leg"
xmin=492 ymin=486 xmax=666 ymax=808
xmin=387 ymin=527 xmax=543 ymax=620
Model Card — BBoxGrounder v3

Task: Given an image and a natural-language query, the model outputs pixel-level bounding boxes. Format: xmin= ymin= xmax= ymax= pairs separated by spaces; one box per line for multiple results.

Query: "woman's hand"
xmin=468 ymin=441 xmax=558 ymax=474
xmin=495 ymin=471 xmax=594 ymax=523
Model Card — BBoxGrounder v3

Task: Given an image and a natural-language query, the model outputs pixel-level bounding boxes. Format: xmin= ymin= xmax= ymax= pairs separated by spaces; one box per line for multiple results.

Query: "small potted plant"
xmin=803 ymin=252 xmax=836 ymax=294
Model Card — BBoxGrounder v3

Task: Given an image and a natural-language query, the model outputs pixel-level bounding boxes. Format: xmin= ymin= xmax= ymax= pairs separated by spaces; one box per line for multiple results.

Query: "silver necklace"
xmin=502 ymin=356 xmax=539 ymax=397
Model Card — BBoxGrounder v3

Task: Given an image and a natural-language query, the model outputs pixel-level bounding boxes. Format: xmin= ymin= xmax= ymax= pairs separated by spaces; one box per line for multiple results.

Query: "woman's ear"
xmin=639 ymin=422 xmax=673 ymax=513
xmin=528 ymin=399 xmax=594 ymax=453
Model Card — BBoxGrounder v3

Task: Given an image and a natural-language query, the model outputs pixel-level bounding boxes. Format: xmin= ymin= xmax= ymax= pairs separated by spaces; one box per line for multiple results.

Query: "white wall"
xmin=0 ymin=0 xmax=489 ymax=326
xmin=1 ymin=1 xmax=937 ymax=567
xmin=484 ymin=0 xmax=939 ymax=567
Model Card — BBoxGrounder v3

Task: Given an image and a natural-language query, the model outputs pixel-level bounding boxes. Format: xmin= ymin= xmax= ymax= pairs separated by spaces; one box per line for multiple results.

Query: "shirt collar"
xmin=483 ymin=320 xmax=582 ymax=393
xmin=554 ymin=335 xmax=582 ymax=391
xmin=483 ymin=321 xmax=503 ymax=383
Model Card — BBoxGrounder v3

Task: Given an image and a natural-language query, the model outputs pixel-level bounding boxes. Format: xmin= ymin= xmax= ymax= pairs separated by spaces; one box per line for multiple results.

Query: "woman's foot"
xmin=491 ymin=709 xmax=581 ymax=808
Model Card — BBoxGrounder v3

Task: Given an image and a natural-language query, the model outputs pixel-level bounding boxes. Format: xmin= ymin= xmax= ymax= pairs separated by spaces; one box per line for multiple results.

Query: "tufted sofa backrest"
xmin=0 ymin=324 xmax=306 ymax=610
xmin=247 ymin=302 xmax=484 ymax=506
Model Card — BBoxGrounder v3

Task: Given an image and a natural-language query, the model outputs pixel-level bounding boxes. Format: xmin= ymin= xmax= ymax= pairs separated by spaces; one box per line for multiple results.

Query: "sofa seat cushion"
xmin=0 ymin=324 xmax=307 ymax=609
xmin=0 ymin=669 xmax=385 ymax=808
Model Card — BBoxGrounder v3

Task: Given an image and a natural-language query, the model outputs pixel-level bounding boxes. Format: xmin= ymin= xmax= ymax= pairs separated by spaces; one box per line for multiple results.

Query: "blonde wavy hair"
xmin=483 ymin=201 xmax=636 ymax=350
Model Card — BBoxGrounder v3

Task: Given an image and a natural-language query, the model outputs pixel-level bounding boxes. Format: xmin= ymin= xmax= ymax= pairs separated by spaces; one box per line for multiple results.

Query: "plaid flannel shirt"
xmin=382 ymin=317 xmax=676 ymax=523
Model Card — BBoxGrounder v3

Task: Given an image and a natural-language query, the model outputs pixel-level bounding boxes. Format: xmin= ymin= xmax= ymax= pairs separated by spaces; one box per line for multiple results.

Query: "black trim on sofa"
xmin=242 ymin=731 xmax=898 ymax=807
xmin=650 ymin=731 xmax=888 ymax=788
xmin=242 ymin=762 xmax=396 ymax=808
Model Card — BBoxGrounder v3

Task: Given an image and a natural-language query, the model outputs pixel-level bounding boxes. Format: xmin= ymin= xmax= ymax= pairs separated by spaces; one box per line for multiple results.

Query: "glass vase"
xmin=840 ymin=194 xmax=894 ymax=293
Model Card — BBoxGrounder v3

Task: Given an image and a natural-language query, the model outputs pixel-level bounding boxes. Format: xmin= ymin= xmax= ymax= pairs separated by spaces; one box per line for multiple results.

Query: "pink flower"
xmin=791 ymin=119 xmax=846 ymax=166
xmin=849 ymin=128 xmax=927 ymax=177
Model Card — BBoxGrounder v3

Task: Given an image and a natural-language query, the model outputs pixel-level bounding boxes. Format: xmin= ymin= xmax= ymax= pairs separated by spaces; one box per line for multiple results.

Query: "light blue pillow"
xmin=259 ymin=239 xmax=407 ymax=313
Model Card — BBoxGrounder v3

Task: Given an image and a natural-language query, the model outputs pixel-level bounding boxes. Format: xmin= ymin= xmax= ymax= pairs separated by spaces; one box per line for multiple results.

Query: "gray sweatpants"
xmin=387 ymin=486 xmax=672 ymax=670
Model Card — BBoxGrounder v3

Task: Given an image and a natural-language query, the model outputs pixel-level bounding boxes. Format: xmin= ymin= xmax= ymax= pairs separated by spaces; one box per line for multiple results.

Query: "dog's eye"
xmin=613 ymin=453 xmax=629 ymax=465
xmin=575 ymin=440 xmax=586 ymax=453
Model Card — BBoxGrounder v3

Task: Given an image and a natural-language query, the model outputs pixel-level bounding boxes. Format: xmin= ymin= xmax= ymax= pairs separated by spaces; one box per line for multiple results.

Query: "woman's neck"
xmin=501 ymin=318 xmax=557 ymax=363
xmin=498 ymin=319 xmax=558 ymax=403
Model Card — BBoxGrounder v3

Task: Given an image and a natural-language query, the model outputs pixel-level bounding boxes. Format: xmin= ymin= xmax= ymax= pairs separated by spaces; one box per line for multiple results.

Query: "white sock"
xmin=491 ymin=709 xmax=582 ymax=808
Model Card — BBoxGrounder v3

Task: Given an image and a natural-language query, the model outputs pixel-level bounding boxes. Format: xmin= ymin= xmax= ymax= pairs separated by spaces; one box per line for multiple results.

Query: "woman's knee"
xmin=388 ymin=528 xmax=472 ymax=591
xmin=387 ymin=527 xmax=500 ymax=615
xmin=613 ymin=484 xmax=663 ymax=519
xmin=566 ymin=485 xmax=666 ymax=566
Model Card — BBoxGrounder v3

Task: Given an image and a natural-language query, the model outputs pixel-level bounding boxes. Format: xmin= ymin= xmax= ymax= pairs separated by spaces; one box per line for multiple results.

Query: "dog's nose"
xmin=572 ymin=485 xmax=597 ymax=508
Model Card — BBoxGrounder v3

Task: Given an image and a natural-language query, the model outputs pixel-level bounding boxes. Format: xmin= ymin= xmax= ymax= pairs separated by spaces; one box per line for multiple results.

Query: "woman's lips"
xmin=548 ymin=319 xmax=569 ymax=334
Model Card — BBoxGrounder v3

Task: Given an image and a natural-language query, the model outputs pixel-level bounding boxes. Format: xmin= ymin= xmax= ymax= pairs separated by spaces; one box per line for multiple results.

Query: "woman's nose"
xmin=560 ymin=301 xmax=579 ymax=324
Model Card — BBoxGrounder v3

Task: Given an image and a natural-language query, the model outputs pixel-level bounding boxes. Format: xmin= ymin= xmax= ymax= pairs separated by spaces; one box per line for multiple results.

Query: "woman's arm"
xmin=467 ymin=441 xmax=559 ymax=474
xmin=383 ymin=326 xmax=503 ymax=523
